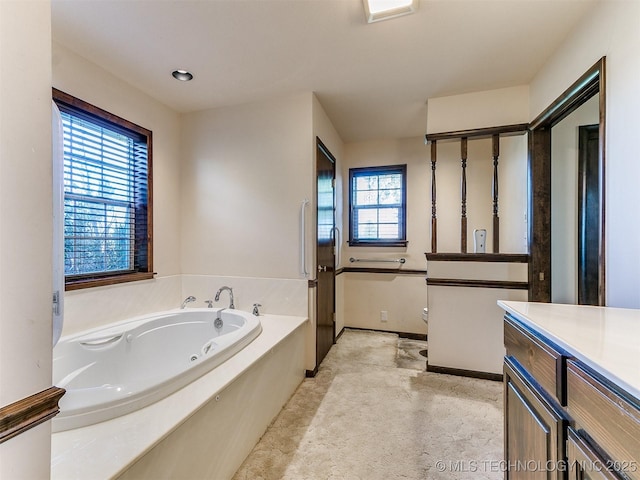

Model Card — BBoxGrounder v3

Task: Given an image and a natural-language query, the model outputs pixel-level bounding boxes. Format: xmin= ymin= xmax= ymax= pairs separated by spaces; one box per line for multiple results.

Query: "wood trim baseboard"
xmin=425 ymin=252 xmax=529 ymax=263
xmin=427 ymin=364 xmax=503 ymax=382
xmin=345 ymin=326 xmax=427 ymax=341
xmin=0 ymin=387 xmax=66 ymax=444
xmin=426 ymin=278 xmax=529 ymax=290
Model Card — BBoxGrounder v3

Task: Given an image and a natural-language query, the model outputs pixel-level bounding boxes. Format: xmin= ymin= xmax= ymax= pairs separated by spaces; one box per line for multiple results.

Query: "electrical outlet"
xmin=380 ymin=310 xmax=388 ymax=322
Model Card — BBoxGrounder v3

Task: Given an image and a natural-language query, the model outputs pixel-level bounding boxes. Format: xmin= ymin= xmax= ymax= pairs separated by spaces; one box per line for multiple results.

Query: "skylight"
xmin=363 ymin=0 xmax=418 ymax=23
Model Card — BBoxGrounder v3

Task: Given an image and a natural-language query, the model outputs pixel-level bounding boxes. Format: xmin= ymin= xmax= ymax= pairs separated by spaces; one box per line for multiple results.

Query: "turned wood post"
xmin=460 ymin=137 xmax=468 ymax=253
xmin=431 ymin=141 xmax=437 ymax=253
xmin=492 ymin=134 xmax=500 ymax=253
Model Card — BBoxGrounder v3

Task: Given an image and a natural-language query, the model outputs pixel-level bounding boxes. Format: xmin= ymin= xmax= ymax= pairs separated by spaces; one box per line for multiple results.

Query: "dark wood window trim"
xmin=0 ymin=387 xmax=65 ymax=444
xmin=53 ymin=88 xmax=154 ymax=291
xmin=348 ymin=164 xmax=407 ymax=247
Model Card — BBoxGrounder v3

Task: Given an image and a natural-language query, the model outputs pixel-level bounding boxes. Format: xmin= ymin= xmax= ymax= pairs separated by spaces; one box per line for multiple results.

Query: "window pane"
xmin=358 ymin=224 xmax=378 ymax=239
xmin=378 ymin=208 xmax=398 ymax=223
xmin=60 ymin=110 xmax=139 ymax=277
xmin=356 ymin=190 xmax=378 ymax=205
xmin=379 ymin=188 xmax=401 ymax=205
xmin=356 ymin=175 xmax=377 ymax=191
xmin=379 ymin=174 xmax=401 ymax=189
xmin=379 ymin=224 xmax=399 ymax=239
xmin=357 ymin=209 xmax=378 ymax=224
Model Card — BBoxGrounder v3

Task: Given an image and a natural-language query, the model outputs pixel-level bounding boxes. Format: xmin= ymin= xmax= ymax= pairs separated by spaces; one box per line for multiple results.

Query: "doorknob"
xmin=318 ymin=265 xmax=327 ymax=272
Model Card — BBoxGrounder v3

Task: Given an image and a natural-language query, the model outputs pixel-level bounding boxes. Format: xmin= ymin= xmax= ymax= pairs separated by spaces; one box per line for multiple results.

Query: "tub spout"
xmin=181 ymin=296 xmax=196 ymax=309
xmin=214 ymin=286 xmax=235 ymax=309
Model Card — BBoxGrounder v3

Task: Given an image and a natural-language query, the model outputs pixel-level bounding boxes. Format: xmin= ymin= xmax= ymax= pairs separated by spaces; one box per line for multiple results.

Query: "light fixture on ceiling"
xmin=363 ymin=0 xmax=418 ymax=23
xmin=172 ymin=69 xmax=193 ymax=82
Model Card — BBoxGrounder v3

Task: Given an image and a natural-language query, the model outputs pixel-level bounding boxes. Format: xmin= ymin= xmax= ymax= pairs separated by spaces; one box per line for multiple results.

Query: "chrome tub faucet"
xmin=181 ymin=296 xmax=196 ymax=309
xmin=214 ymin=286 xmax=235 ymax=309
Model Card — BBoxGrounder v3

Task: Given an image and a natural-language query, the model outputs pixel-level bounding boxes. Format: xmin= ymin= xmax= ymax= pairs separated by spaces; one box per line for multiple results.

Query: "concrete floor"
xmin=232 ymin=329 xmax=503 ymax=480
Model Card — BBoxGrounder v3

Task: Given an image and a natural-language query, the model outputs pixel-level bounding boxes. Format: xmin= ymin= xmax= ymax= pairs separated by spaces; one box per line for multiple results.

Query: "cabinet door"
xmin=566 ymin=428 xmax=620 ymax=480
xmin=504 ymin=358 xmax=566 ymax=480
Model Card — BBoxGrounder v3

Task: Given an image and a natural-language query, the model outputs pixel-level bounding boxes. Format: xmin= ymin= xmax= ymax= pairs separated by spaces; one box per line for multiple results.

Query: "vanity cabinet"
xmin=504 ymin=316 xmax=567 ymax=479
xmin=503 ymin=311 xmax=640 ymax=480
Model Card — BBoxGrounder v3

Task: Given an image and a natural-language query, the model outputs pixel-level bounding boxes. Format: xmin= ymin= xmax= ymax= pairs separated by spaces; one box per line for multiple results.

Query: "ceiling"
xmin=51 ymin=0 xmax=596 ymax=143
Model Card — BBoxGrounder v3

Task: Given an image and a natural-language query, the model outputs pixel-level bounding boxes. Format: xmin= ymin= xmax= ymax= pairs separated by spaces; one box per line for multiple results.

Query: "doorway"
xmin=528 ymin=57 xmax=606 ymax=305
xmin=315 ymin=138 xmax=336 ymax=368
xmin=578 ymin=124 xmax=600 ymax=305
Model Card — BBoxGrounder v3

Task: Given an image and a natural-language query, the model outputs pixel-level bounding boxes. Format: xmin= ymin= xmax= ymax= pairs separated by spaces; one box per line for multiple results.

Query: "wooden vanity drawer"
xmin=504 ymin=315 xmax=565 ymax=405
xmin=567 ymin=360 xmax=640 ymax=479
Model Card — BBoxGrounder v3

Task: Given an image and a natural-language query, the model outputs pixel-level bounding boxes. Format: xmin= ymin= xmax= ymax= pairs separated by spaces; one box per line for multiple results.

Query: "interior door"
xmin=578 ymin=124 xmax=600 ymax=305
xmin=316 ymin=138 xmax=336 ymax=368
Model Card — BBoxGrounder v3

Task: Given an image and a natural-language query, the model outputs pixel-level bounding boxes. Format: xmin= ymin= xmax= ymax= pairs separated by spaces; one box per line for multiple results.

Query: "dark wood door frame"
xmin=528 ymin=57 xmax=606 ymax=305
xmin=315 ymin=137 xmax=336 ymax=371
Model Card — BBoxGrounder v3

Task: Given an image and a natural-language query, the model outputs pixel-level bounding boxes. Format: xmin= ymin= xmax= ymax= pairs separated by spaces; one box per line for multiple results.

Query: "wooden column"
xmin=431 ymin=141 xmax=437 ymax=253
xmin=492 ymin=134 xmax=500 ymax=253
xmin=460 ymin=137 xmax=468 ymax=253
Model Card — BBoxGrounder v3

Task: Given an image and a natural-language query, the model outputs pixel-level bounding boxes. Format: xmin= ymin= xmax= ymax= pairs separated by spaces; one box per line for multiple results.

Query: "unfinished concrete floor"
xmin=232 ymin=329 xmax=503 ymax=480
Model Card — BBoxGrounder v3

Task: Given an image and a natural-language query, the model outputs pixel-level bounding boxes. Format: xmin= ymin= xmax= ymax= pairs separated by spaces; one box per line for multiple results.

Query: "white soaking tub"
xmin=52 ymin=308 xmax=261 ymax=432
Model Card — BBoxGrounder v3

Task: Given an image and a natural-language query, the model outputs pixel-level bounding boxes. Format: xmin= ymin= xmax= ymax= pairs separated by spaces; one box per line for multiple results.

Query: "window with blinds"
xmin=53 ymin=89 xmax=153 ymax=289
xmin=348 ymin=164 xmax=407 ymax=246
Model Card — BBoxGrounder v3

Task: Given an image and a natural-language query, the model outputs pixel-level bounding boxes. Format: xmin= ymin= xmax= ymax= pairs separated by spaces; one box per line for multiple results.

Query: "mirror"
xmin=528 ymin=57 xmax=605 ymax=305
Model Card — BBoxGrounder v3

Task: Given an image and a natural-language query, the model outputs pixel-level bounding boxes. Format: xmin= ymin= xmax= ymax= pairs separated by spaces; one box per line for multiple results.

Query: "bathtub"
xmin=52 ymin=308 xmax=262 ymax=432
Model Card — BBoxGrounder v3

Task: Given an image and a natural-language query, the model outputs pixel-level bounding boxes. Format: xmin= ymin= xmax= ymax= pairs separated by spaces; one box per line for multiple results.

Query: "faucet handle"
xmin=252 ymin=303 xmax=262 ymax=316
xmin=205 ymin=300 xmax=213 ymax=308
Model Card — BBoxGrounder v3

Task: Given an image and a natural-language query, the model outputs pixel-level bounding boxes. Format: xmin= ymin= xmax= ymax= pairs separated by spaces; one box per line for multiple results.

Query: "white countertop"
xmin=498 ymin=301 xmax=640 ymax=401
xmin=51 ymin=314 xmax=308 ymax=480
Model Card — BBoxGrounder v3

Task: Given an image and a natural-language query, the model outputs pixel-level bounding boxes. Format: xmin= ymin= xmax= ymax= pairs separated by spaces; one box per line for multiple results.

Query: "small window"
xmin=349 ymin=164 xmax=407 ymax=246
xmin=53 ymin=89 xmax=153 ymax=290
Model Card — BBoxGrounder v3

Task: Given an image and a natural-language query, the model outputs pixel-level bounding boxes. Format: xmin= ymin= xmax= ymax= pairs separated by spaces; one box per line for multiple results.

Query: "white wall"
xmin=180 ymin=93 xmax=320 ymax=369
xmin=52 ymin=43 xmax=184 ymax=335
xmin=180 ymin=94 xmax=313 ymax=280
xmin=427 ymin=85 xmax=529 ymax=134
xmin=339 ymin=137 xmax=429 ymax=335
xmin=551 ymin=94 xmax=599 ymax=304
xmin=0 ymin=1 xmax=54 ymax=478
xmin=529 ymin=0 xmax=640 ymax=308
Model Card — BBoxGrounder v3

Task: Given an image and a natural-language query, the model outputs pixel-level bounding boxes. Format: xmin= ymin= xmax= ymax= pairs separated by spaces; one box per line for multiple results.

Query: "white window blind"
xmin=58 ymin=108 xmax=149 ymax=279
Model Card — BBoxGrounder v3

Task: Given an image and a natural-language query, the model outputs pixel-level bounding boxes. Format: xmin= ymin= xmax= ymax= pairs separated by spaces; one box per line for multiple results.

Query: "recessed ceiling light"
xmin=172 ymin=69 xmax=193 ymax=82
xmin=363 ymin=0 xmax=418 ymax=23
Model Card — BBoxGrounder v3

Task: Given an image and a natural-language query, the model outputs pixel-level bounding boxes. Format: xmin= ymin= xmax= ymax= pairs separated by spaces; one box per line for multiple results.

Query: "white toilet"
xmin=422 ymin=307 xmax=428 ymax=332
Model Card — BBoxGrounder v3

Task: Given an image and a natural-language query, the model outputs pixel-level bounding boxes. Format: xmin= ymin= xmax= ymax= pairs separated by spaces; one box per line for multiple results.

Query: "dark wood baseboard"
xmin=0 ymin=386 xmax=66 ymax=444
xmin=426 ymin=278 xmax=529 ymax=290
xmin=425 ymin=252 xmax=528 ymax=263
xmin=305 ymin=367 xmax=318 ymax=378
xmin=427 ymin=364 xmax=503 ymax=382
xmin=345 ymin=326 xmax=427 ymax=342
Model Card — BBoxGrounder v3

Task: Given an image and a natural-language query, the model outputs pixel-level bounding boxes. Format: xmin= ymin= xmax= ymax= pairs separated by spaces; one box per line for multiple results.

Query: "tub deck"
xmin=51 ymin=313 xmax=308 ymax=480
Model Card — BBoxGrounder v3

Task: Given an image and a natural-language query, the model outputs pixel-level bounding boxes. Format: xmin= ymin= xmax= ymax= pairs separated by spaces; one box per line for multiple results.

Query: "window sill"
xmin=65 ymin=272 xmax=156 ymax=291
